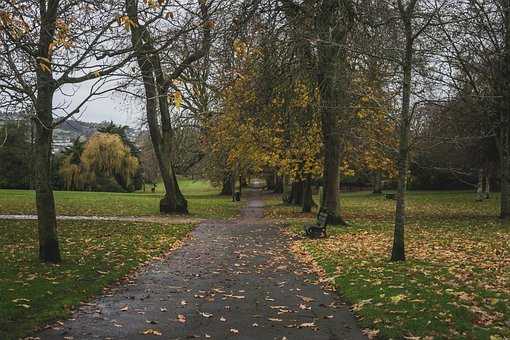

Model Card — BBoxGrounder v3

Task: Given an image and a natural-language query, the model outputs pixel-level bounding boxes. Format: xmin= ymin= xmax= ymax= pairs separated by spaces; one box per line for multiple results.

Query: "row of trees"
xmin=0 ymin=0 xmax=226 ymax=262
xmin=198 ymin=0 xmax=510 ymax=262
xmin=1 ymin=0 xmax=509 ymax=263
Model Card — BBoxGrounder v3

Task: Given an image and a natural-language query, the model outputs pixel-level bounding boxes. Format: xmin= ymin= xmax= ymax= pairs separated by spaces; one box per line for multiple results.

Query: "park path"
xmin=0 ymin=214 xmax=201 ymax=225
xmin=35 ymin=190 xmax=365 ymax=340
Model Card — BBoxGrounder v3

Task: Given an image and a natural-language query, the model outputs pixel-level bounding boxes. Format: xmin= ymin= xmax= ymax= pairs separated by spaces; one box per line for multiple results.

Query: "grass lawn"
xmin=265 ymin=191 xmax=510 ymax=339
xmin=0 ymin=219 xmax=193 ymax=340
xmin=0 ymin=179 xmax=239 ymax=219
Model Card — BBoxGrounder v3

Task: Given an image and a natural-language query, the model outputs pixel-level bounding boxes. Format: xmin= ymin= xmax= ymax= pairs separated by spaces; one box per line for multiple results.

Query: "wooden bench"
xmin=385 ymin=193 xmax=396 ymax=200
xmin=304 ymin=211 xmax=328 ymax=238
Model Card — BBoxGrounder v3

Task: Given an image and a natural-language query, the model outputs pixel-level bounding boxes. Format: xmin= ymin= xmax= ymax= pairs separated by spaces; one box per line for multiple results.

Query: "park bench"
xmin=385 ymin=193 xmax=396 ymax=200
xmin=304 ymin=210 xmax=328 ymax=238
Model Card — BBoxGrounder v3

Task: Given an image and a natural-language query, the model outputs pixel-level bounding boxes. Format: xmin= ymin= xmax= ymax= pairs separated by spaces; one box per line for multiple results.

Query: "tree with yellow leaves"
xmin=59 ymin=133 xmax=139 ymax=192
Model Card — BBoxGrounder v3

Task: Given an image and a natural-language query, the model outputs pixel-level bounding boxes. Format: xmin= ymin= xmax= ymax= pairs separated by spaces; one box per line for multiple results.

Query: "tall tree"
xmin=434 ymin=0 xmax=510 ymax=219
xmin=126 ymin=0 xmax=212 ymax=214
xmin=390 ymin=0 xmax=441 ymax=261
xmin=0 ymin=0 xmax=131 ymax=262
xmin=390 ymin=0 xmax=419 ymax=262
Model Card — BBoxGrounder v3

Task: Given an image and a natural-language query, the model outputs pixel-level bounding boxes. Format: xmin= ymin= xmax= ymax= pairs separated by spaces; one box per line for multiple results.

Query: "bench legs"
xmin=304 ymin=225 xmax=327 ymax=238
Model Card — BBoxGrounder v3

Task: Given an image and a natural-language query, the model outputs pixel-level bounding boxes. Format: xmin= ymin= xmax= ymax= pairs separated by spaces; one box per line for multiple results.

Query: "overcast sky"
xmin=54 ymin=79 xmax=142 ymax=127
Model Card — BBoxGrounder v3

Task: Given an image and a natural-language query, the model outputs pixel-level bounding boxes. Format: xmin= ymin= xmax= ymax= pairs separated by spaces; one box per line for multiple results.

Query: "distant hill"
xmin=56 ymin=119 xmax=102 ymax=138
xmin=53 ymin=119 xmax=138 ymax=153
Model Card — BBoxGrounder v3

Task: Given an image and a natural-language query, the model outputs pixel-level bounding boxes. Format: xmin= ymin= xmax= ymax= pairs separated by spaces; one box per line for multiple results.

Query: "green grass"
xmin=0 ymin=179 xmax=239 ymax=219
xmin=267 ymin=191 xmax=510 ymax=339
xmin=0 ymin=219 xmax=193 ymax=340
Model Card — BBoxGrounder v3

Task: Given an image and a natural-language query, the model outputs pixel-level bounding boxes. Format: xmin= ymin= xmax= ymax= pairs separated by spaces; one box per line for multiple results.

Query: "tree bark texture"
xmin=391 ymin=1 xmax=416 ymax=262
xmin=316 ymin=0 xmax=353 ymax=225
xmin=498 ymin=0 xmax=510 ymax=219
xmin=127 ymin=0 xmax=188 ymax=214
xmin=35 ymin=0 xmax=61 ymax=263
xmin=372 ymin=171 xmax=383 ymax=194
xmin=221 ymin=173 xmax=233 ymax=196
xmin=302 ymin=176 xmax=314 ymax=213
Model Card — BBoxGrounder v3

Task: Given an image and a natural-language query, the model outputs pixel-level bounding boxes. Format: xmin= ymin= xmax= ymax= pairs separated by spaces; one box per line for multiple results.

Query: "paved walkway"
xmin=36 ymin=191 xmax=365 ymax=340
xmin=0 ymin=214 xmax=200 ymax=225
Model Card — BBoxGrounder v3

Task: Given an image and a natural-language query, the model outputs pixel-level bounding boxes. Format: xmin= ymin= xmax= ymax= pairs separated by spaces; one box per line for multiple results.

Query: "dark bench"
xmin=304 ymin=211 xmax=328 ymax=238
xmin=385 ymin=193 xmax=396 ymax=200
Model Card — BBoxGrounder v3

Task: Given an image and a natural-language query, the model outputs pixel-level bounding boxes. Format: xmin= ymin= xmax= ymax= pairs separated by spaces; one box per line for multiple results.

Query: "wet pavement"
xmin=0 ymin=214 xmax=200 ymax=224
xmin=34 ymin=191 xmax=365 ymax=340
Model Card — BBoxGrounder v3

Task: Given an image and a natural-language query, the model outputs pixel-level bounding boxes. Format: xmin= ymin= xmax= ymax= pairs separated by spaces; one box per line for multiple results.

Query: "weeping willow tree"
xmin=60 ymin=133 xmax=139 ymax=191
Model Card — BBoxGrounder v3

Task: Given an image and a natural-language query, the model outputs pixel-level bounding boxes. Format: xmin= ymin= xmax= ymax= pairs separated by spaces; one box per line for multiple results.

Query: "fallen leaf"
xmin=390 ymin=294 xmax=406 ymax=303
xmin=297 ymin=295 xmax=314 ymax=303
xmin=142 ymin=328 xmax=162 ymax=336
xmin=362 ymin=329 xmax=380 ymax=339
xmin=299 ymin=322 xmax=316 ymax=328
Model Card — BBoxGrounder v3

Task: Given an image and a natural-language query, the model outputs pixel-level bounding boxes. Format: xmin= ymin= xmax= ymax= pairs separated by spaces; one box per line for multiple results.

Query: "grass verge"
xmin=267 ymin=191 xmax=510 ymax=339
xmin=0 ymin=219 xmax=193 ymax=340
xmin=0 ymin=179 xmax=239 ymax=219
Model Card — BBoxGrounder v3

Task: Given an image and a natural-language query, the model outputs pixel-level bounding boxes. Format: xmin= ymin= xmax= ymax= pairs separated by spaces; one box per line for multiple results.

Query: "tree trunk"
xmin=34 ymin=108 xmax=61 ymax=263
xmin=127 ymin=0 xmax=187 ymax=214
xmin=288 ymin=181 xmax=297 ymax=204
xmin=282 ymin=175 xmax=292 ymax=203
xmin=231 ymin=167 xmax=237 ymax=202
xmin=35 ymin=0 xmax=61 ymax=263
xmin=500 ymin=151 xmax=510 ymax=219
xmin=391 ymin=4 xmax=414 ymax=262
xmin=296 ymin=181 xmax=304 ymax=206
xmin=320 ymin=132 xmax=345 ymax=224
xmin=484 ymin=173 xmax=490 ymax=199
xmin=499 ymin=1 xmax=510 ymax=219
xmin=316 ymin=0 xmax=352 ymax=226
xmin=290 ymin=181 xmax=304 ymax=206
xmin=265 ymin=173 xmax=275 ymax=191
xmin=274 ymin=175 xmax=284 ymax=193
xmin=221 ymin=173 xmax=233 ymax=196
xmin=240 ymin=176 xmax=248 ymax=188
xmin=476 ymin=168 xmax=484 ymax=201
xmin=372 ymin=171 xmax=383 ymax=194
xmin=392 ymin=145 xmax=408 ymax=262
xmin=171 ymin=164 xmax=188 ymax=212
xmin=302 ymin=176 xmax=314 ymax=213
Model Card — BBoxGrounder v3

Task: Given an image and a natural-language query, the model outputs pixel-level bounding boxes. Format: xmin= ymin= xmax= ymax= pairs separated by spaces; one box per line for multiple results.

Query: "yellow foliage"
xmin=207 ymin=35 xmax=397 ymax=183
xmin=118 ymin=15 xmax=137 ymax=31
xmin=60 ymin=133 xmax=139 ymax=190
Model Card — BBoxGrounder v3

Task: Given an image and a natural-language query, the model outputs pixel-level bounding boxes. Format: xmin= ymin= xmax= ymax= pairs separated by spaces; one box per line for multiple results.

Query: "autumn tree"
xmin=278 ymin=0 xmax=356 ymax=224
xmin=60 ymin=133 xmax=139 ymax=192
xmin=125 ymin=0 xmax=214 ymax=214
xmin=386 ymin=0 xmax=445 ymax=261
xmin=0 ymin=0 xmax=132 ymax=262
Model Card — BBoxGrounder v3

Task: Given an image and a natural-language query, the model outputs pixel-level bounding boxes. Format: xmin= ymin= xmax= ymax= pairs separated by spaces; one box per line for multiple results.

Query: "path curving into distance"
xmin=35 ymin=189 xmax=365 ymax=340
